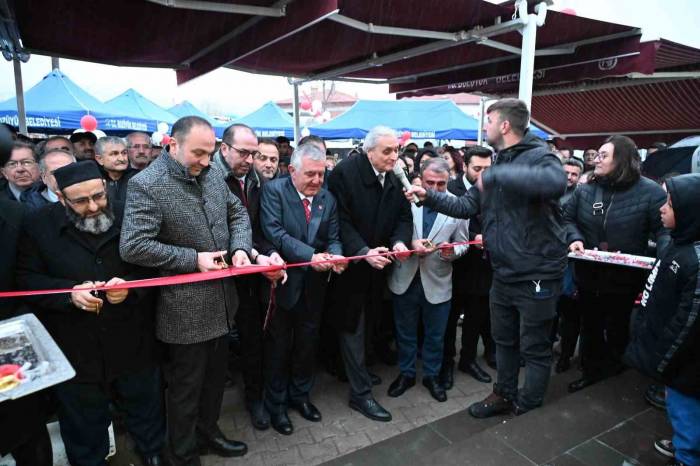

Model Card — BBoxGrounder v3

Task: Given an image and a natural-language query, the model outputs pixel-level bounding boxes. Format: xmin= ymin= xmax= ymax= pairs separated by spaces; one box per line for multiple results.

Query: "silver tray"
xmin=0 ymin=313 xmax=75 ymax=402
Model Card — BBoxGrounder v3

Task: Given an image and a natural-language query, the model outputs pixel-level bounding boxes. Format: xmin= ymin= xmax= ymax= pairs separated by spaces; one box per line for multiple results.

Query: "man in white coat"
xmin=388 ymin=157 xmax=470 ymax=402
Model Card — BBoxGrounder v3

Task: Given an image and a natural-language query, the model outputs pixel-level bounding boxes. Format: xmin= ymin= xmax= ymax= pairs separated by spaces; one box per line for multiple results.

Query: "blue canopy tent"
xmin=310 ymin=99 xmax=548 ymax=140
xmin=234 ymin=102 xmax=293 ymax=139
xmin=0 ymin=69 xmax=152 ymax=134
xmin=105 ymin=89 xmax=178 ymax=134
xmin=168 ymin=100 xmax=227 ymax=138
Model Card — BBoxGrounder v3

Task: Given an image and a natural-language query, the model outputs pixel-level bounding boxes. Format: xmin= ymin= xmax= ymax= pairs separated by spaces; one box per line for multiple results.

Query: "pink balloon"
xmin=300 ymin=101 xmax=312 ymax=111
xmin=161 ymin=134 xmax=171 ymax=145
xmin=80 ymin=114 xmax=98 ymax=131
xmin=561 ymin=8 xmax=577 ymax=15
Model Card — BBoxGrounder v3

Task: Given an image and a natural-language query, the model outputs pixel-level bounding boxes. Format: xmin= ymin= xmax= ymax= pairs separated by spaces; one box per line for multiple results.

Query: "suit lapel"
xmin=412 ymin=203 xmax=423 ymax=239
xmin=428 ymin=213 xmax=448 ymax=242
xmin=307 ymin=190 xmax=324 ymax=245
xmin=284 ymin=178 xmax=308 ymax=239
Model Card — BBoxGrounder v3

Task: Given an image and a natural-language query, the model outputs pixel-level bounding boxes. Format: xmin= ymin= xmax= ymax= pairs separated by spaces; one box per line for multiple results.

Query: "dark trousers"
xmin=234 ymin=278 xmax=265 ymax=405
xmin=165 ymin=336 xmax=228 ymax=466
xmin=8 ymin=429 xmax=52 ymax=466
xmin=444 ymin=291 xmax=494 ymax=365
xmin=54 ymin=366 xmax=165 ymax=466
xmin=393 ymin=276 xmax=451 ymax=377
xmin=339 ymin=309 xmax=373 ymax=401
xmin=264 ymin=299 xmax=322 ymax=414
xmin=578 ymin=290 xmax=637 ymax=379
xmin=490 ymin=278 xmax=561 ymax=410
xmin=557 ymin=294 xmax=580 ymax=360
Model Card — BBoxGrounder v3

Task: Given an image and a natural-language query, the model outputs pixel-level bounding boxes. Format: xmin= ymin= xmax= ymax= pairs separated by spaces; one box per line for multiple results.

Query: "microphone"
xmin=392 ymin=164 xmax=422 ymax=206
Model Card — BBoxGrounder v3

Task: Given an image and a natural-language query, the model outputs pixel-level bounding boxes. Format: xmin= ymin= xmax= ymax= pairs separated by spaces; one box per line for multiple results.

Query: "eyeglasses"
xmin=224 ymin=143 xmax=260 ymax=159
xmin=255 ymin=153 xmax=279 ymax=164
xmin=65 ymin=191 xmax=107 ymax=208
xmin=129 ymin=144 xmax=151 ymax=150
xmin=4 ymin=159 xmax=37 ymax=169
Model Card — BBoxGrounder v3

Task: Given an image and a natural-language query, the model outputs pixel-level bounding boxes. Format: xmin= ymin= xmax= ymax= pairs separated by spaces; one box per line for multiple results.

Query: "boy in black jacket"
xmin=625 ymin=173 xmax=700 ymax=466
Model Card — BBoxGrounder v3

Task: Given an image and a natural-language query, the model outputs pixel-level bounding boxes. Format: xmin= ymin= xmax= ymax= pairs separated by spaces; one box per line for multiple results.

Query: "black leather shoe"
xmin=349 ymin=397 xmax=392 ymax=422
xmin=290 ymin=400 xmax=322 ymax=422
xmin=247 ymin=400 xmax=270 ymax=430
xmin=567 ymin=377 xmax=600 ymax=393
xmin=198 ymin=432 xmax=247 ymax=457
xmin=468 ymin=392 xmax=512 ymax=418
xmin=458 ymin=360 xmax=492 ymax=383
xmin=422 ymin=376 xmax=447 ymax=402
xmin=439 ymin=362 xmax=454 ymax=390
xmin=387 ymin=374 xmax=416 ymax=397
xmin=369 ymin=372 xmax=382 ymax=386
xmin=555 ymin=357 xmax=570 ymax=373
xmin=142 ymin=455 xmax=166 ymax=466
xmin=645 ymin=384 xmax=667 ymax=410
xmin=270 ymin=412 xmax=294 ymax=435
xmin=511 ymin=401 xmax=530 ymax=416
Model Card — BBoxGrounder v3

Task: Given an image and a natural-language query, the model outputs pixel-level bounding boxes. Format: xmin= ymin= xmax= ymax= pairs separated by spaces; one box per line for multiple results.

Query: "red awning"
xmin=9 ymin=0 xmax=639 ymax=85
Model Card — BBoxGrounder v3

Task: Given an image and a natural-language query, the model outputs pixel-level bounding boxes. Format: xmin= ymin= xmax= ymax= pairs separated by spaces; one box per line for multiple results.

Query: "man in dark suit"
xmin=441 ymin=146 xmax=495 ymax=389
xmin=212 ymin=123 xmax=285 ymax=431
xmin=260 ymin=143 xmax=346 ymax=435
xmin=327 ymin=126 xmax=413 ymax=422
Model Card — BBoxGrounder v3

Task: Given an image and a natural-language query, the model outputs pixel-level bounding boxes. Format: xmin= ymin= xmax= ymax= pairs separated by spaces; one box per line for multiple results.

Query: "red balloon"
xmin=80 ymin=114 xmax=98 ymax=131
xmin=300 ymin=101 xmax=312 ymax=111
xmin=401 ymin=131 xmax=411 ymax=141
xmin=161 ymin=134 xmax=170 ymax=145
xmin=560 ymin=8 xmax=577 ymax=15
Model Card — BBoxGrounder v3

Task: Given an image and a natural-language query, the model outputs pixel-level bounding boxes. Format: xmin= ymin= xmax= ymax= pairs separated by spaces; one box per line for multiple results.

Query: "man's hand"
xmin=438 ymin=242 xmax=455 ymax=260
xmin=330 ymin=255 xmax=349 ymax=274
xmin=71 ymin=281 xmax=104 ymax=313
xmin=256 ymin=252 xmax=286 ymax=282
xmin=365 ymin=247 xmax=392 ymax=270
xmin=311 ymin=253 xmax=333 ymax=272
xmin=404 ymin=186 xmax=427 ymax=203
xmin=104 ymin=277 xmax=128 ymax=304
xmin=197 ymin=251 xmax=229 ymax=272
xmin=474 ymin=234 xmax=484 ymax=250
xmin=411 ymin=239 xmax=435 ymax=257
xmin=391 ymin=242 xmax=411 ymax=262
xmin=232 ymin=250 xmax=251 ymax=267
xmin=569 ymin=241 xmax=585 ymax=254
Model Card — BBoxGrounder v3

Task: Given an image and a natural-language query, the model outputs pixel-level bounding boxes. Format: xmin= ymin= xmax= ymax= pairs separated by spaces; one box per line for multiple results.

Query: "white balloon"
xmin=311 ymin=99 xmax=322 ymax=113
xmin=321 ymin=110 xmax=332 ymax=122
xmin=92 ymin=129 xmax=106 ymax=138
xmin=151 ymin=131 xmax=163 ymax=145
xmin=301 ymin=127 xmax=311 ymax=137
xmin=157 ymin=122 xmax=169 ymax=134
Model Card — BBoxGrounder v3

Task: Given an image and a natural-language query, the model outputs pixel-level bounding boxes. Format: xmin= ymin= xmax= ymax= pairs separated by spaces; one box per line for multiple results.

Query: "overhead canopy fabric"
xmin=168 ymin=100 xmax=228 ymax=137
xmin=0 ymin=69 xmax=151 ymax=133
xmin=234 ymin=102 xmax=293 ymax=138
xmin=105 ymin=89 xmax=178 ymax=133
xmin=9 ymin=1 xmax=639 ymax=85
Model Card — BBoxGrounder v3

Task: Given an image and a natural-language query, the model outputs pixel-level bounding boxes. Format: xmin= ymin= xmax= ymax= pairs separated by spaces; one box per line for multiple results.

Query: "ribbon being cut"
xmin=0 ymin=242 xmax=656 ymax=299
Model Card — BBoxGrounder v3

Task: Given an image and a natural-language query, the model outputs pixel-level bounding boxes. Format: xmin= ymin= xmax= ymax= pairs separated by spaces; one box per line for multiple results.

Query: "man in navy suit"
xmin=260 ymin=143 xmax=347 ymax=435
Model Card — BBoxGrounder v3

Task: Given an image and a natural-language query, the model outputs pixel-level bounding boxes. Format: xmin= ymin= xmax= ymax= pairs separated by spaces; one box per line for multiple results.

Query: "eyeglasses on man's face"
xmin=65 ymin=190 xmax=107 ymax=208
xmin=4 ymin=159 xmax=37 ymax=169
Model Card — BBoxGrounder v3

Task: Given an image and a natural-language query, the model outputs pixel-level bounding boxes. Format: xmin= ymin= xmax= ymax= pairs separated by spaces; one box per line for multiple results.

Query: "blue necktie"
xmin=423 ymin=206 xmax=437 ymax=237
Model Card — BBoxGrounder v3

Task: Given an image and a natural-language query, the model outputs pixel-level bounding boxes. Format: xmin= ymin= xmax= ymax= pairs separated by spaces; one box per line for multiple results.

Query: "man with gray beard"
xmin=15 ymin=161 xmax=165 ymax=466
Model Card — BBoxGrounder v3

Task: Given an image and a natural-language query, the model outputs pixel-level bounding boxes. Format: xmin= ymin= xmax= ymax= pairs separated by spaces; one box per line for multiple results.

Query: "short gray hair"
xmin=125 ymin=132 xmax=151 ymax=148
xmin=290 ymin=143 xmax=326 ymax=170
xmin=363 ymin=126 xmax=397 ymax=153
xmin=39 ymin=149 xmax=76 ymax=174
xmin=95 ymin=136 xmax=126 ymax=156
xmin=421 ymin=157 xmax=450 ymax=175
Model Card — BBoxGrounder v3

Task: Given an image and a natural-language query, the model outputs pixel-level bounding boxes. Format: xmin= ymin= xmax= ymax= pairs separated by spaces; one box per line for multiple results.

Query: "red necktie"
xmin=302 ymin=198 xmax=311 ymax=224
xmin=239 ymin=179 xmax=248 ymax=207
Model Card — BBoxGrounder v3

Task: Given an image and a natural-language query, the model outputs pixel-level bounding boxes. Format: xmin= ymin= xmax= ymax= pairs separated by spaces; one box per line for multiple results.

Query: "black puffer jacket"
xmin=563 ymin=175 xmax=670 ymax=293
xmin=624 ymin=174 xmax=700 ymax=397
xmin=425 ymin=130 xmax=567 ymax=283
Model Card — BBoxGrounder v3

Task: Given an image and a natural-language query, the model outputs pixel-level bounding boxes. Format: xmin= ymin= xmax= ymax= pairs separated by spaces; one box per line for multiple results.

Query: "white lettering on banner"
xmin=446 ymin=69 xmax=546 ymax=91
xmin=641 ymin=260 xmax=661 ymax=307
xmin=598 ymin=57 xmax=618 ymax=71
xmin=0 ymin=114 xmax=62 ymax=128
xmin=102 ymin=119 xmax=149 ymax=131
xmin=399 ymin=131 xmax=435 ymax=139
xmin=258 ymin=130 xmax=285 ymax=137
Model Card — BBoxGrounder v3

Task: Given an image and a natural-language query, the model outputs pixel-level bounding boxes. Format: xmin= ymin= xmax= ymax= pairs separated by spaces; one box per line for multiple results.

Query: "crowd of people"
xmin=0 ymin=97 xmax=698 ymax=466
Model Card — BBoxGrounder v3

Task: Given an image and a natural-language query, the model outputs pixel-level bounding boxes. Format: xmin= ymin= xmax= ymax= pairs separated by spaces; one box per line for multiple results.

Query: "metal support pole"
xmin=51 ymin=56 xmax=60 ymax=70
xmin=13 ymin=56 xmax=27 ymax=135
xmin=292 ymin=82 xmax=300 ymax=144
xmin=477 ymin=96 xmax=486 ymax=146
xmin=517 ymin=14 xmax=538 ymax=111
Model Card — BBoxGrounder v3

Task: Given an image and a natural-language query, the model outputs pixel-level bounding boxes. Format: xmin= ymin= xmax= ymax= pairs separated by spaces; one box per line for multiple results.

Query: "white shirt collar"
xmin=8 ymin=183 xmax=24 ymax=201
xmin=296 ymin=189 xmax=313 ymax=205
xmin=462 ymin=174 xmax=473 ymax=189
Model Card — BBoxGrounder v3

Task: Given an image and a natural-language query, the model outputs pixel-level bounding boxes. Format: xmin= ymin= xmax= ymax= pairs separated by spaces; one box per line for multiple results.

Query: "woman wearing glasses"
xmin=563 ymin=135 xmax=670 ymax=393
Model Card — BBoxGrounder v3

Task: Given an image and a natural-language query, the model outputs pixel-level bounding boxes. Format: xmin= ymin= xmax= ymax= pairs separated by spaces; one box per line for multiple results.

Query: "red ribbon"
xmin=0 ymin=240 xmax=482 ymax=299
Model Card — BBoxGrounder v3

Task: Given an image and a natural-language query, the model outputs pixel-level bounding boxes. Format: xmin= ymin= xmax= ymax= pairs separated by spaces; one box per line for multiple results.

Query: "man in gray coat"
xmin=120 ymin=116 xmax=252 ymax=465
